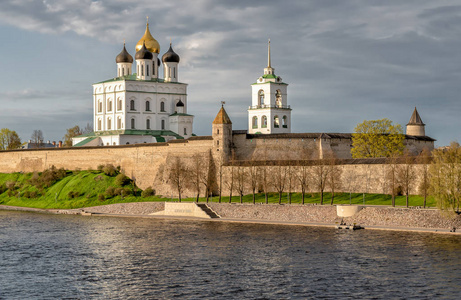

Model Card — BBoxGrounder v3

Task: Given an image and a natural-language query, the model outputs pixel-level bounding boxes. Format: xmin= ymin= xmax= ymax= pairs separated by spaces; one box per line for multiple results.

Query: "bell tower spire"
xmin=264 ymin=39 xmax=274 ymax=75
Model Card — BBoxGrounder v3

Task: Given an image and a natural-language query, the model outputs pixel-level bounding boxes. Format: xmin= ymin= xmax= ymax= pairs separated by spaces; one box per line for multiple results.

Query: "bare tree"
xmin=386 ymin=154 xmax=399 ymax=207
xmin=168 ymin=157 xmax=188 ymax=202
xmin=247 ymin=158 xmax=259 ymax=204
xmin=326 ymin=153 xmax=342 ymax=205
xmin=312 ymin=158 xmax=330 ymax=205
xmin=190 ymin=153 xmax=204 ymax=202
xmin=215 ymin=154 xmax=224 ymax=203
xmin=224 ymin=151 xmax=236 ymax=203
xmin=234 ymin=165 xmax=246 ymax=203
xmin=294 ymin=161 xmax=310 ymax=205
xmin=31 ymin=129 xmax=44 ymax=148
xmin=199 ymin=150 xmax=214 ymax=202
xmin=417 ymin=148 xmax=431 ymax=208
xmin=83 ymin=122 xmax=93 ymax=134
xmin=396 ymin=151 xmax=416 ymax=207
xmin=273 ymin=164 xmax=287 ymax=204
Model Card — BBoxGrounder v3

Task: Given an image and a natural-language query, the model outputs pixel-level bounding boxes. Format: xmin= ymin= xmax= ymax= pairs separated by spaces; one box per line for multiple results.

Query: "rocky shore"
xmin=2 ymin=202 xmax=460 ymax=233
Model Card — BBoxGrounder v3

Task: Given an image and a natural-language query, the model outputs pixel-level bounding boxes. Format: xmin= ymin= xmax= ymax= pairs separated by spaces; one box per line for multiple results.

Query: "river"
xmin=0 ymin=211 xmax=460 ymax=299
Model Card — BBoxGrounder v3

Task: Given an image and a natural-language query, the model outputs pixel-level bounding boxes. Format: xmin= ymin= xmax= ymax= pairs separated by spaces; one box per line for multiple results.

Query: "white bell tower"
xmin=248 ymin=40 xmax=291 ymax=134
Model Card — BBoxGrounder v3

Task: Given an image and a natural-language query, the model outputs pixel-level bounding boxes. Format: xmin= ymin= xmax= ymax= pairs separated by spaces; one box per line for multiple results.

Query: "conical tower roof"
xmin=213 ymin=106 xmax=232 ymax=124
xmin=407 ymin=107 xmax=425 ymax=125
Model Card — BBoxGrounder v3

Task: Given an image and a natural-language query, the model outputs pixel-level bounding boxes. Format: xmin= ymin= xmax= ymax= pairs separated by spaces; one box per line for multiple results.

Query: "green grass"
xmin=0 ymin=170 xmax=436 ymax=209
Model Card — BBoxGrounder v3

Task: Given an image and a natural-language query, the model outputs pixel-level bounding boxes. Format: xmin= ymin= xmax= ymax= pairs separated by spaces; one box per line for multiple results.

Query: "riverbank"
xmin=1 ymin=202 xmax=460 ymax=235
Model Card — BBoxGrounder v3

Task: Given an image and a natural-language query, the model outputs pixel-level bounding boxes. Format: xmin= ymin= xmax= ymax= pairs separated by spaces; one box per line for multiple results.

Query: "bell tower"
xmin=248 ymin=40 xmax=291 ymax=134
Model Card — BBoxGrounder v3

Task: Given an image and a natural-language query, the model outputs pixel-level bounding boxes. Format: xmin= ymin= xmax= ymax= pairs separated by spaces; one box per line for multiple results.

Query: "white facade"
xmin=248 ymin=40 xmax=291 ymax=134
xmin=73 ymin=22 xmax=194 ymax=147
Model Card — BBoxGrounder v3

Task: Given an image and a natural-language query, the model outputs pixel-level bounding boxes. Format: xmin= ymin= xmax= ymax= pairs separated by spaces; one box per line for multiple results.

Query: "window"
xmin=262 ymin=116 xmax=267 ymax=128
xmin=97 ymin=119 xmax=101 ymax=131
xmin=283 ymin=115 xmax=288 ymax=128
xmin=98 ymin=101 xmax=102 ymax=113
xmin=173 ymin=67 xmax=176 ymax=78
xmin=217 ymin=129 xmax=220 ymax=134
xmin=276 ymin=90 xmax=282 ymax=107
xmin=184 ymin=127 xmax=187 ymax=135
xmin=252 ymin=116 xmax=258 ymax=129
xmin=107 ymin=99 xmax=112 ymax=112
xmin=274 ymin=116 xmax=280 ymax=128
xmin=153 ymin=62 xmax=155 ymax=75
xmin=146 ymin=65 xmax=149 ymax=76
xmin=117 ymin=98 xmax=122 ymax=110
xmin=258 ymin=90 xmax=264 ymax=107
xmin=117 ymin=117 xmax=122 ymax=129
xmin=107 ymin=118 xmax=111 ymax=130
xmin=161 ymin=119 xmax=165 ymax=130
xmin=130 ymin=100 xmax=135 ymax=110
xmin=160 ymin=101 xmax=165 ymax=112
xmin=122 ymin=68 xmax=125 ymax=76
xmin=146 ymin=119 xmax=150 ymax=129
xmin=141 ymin=65 xmax=144 ymax=76
xmin=146 ymin=101 xmax=150 ymax=111
xmin=131 ymin=118 xmax=135 ymax=129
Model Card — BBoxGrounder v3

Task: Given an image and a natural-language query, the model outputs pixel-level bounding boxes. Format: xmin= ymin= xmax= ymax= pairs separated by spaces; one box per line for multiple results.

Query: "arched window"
xmin=146 ymin=119 xmax=151 ymax=129
xmin=107 ymin=118 xmax=111 ymax=130
xmin=160 ymin=101 xmax=165 ymax=112
xmin=261 ymin=116 xmax=267 ymax=128
xmin=97 ymin=119 xmax=101 ymax=131
xmin=117 ymin=117 xmax=122 ymax=129
xmin=161 ymin=119 xmax=165 ymax=130
xmin=184 ymin=127 xmax=187 ymax=135
xmin=122 ymin=68 xmax=125 ymax=76
xmin=153 ymin=62 xmax=155 ymax=75
xmin=130 ymin=100 xmax=135 ymax=110
xmin=274 ymin=116 xmax=280 ymax=128
xmin=252 ymin=116 xmax=258 ymax=129
xmin=258 ymin=90 xmax=264 ymax=107
xmin=276 ymin=90 xmax=282 ymax=107
xmin=131 ymin=118 xmax=135 ymax=129
xmin=283 ymin=115 xmax=288 ymax=128
xmin=98 ymin=101 xmax=102 ymax=113
xmin=117 ymin=98 xmax=122 ymax=110
xmin=141 ymin=65 xmax=144 ymax=76
xmin=146 ymin=65 xmax=149 ymax=76
xmin=173 ymin=67 xmax=176 ymax=78
xmin=146 ymin=101 xmax=150 ymax=111
xmin=107 ymin=99 xmax=112 ymax=112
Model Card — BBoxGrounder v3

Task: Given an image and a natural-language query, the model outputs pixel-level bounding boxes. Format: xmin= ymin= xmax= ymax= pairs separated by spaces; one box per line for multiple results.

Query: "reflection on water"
xmin=0 ymin=211 xmax=460 ymax=299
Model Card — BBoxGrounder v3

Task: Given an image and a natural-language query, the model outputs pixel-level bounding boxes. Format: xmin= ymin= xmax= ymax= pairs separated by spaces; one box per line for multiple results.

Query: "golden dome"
xmin=135 ymin=22 xmax=160 ymax=54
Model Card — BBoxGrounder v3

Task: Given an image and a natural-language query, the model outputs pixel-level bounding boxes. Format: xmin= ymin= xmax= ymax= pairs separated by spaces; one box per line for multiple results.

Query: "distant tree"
xmin=429 ymin=142 xmax=461 ymax=213
xmin=63 ymin=125 xmax=83 ymax=147
xmin=31 ymin=129 xmax=44 ymax=148
xmin=199 ymin=150 xmax=214 ymax=202
xmin=396 ymin=150 xmax=416 ymax=207
xmin=215 ymin=154 xmax=224 ymax=203
xmin=351 ymin=118 xmax=405 ymax=158
xmin=294 ymin=161 xmax=310 ymax=205
xmin=417 ymin=148 xmax=432 ymax=208
xmin=83 ymin=123 xmax=93 ymax=134
xmin=224 ymin=151 xmax=236 ymax=203
xmin=0 ymin=128 xmax=22 ymax=150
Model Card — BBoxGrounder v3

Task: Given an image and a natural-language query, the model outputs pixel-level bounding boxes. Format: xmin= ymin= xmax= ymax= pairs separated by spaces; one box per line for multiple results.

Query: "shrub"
xmin=5 ymin=181 xmax=17 ymax=191
xmin=98 ymin=193 xmax=105 ymax=201
xmin=94 ymin=175 xmax=104 ymax=182
xmin=97 ymin=165 xmax=104 ymax=171
xmin=141 ymin=187 xmax=156 ymax=198
xmin=105 ymin=186 xmax=116 ymax=198
xmin=102 ymin=164 xmax=118 ymax=176
xmin=114 ymin=187 xmax=132 ymax=197
xmin=40 ymin=166 xmax=67 ymax=187
xmin=115 ymin=173 xmax=131 ymax=186
xmin=29 ymin=191 xmax=38 ymax=198
xmin=23 ymin=191 xmax=30 ymax=198
xmin=0 ymin=184 xmax=7 ymax=194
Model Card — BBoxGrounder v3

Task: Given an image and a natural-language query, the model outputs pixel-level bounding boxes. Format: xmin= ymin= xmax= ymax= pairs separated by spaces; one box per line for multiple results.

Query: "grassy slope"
xmin=0 ymin=170 xmax=436 ymax=209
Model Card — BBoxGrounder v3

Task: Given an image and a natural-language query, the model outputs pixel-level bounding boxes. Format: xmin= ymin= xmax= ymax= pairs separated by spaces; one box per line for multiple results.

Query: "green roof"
xmin=262 ymin=74 xmax=277 ymax=79
xmin=73 ymin=137 xmax=98 ymax=147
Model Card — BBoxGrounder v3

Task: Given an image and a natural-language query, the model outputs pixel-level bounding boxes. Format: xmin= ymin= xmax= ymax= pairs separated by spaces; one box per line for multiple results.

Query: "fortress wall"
xmin=232 ymin=133 xmax=320 ymax=160
xmin=0 ymin=139 xmax=214 ymax=193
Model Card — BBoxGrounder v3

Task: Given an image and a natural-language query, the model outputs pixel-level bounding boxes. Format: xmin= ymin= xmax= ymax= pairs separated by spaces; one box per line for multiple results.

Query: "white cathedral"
xmin=73 ymin=21 xmax=193 ymax=146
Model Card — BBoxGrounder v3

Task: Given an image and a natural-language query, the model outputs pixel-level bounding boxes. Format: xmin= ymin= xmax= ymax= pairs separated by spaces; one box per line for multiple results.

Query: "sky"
xmin=0 ymin=0 xmax=460 ymax=147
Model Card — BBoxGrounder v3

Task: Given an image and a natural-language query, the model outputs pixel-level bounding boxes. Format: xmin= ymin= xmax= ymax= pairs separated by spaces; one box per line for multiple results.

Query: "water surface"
xmin=0 ymin=211 xmax=460 ymax=299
